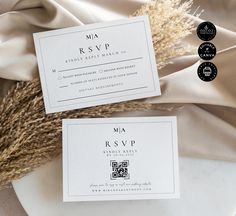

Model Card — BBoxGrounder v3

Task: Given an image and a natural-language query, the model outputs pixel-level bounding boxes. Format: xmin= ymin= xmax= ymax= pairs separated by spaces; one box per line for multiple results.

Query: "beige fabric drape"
xmin=0 ymin=0 xmax=236 ymax=161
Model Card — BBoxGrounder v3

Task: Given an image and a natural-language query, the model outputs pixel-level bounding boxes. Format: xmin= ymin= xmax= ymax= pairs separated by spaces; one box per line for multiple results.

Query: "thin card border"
xmin=63 ymin=117 xmax=178 ymax=200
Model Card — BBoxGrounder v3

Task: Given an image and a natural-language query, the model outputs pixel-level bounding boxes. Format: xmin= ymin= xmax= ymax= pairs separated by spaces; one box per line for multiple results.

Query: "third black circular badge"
xmin=198 ymin=42 xmax=216 ymax=60
xmin=198 ymin=62 xmax=217 ymax=81
xmin=197 ymin=21 xmax=216 ymax=41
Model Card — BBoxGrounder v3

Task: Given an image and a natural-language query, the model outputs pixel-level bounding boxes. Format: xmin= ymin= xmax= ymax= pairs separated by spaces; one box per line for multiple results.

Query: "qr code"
xmin=110 ymin=160 xmax=130 ymax=180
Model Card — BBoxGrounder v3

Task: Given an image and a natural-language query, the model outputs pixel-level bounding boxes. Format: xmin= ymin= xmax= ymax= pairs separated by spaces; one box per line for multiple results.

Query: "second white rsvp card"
xmin=63 ymin=117 xmax=179 ymax=202
xmin=33 ymin=16 xmax=161 ymax=113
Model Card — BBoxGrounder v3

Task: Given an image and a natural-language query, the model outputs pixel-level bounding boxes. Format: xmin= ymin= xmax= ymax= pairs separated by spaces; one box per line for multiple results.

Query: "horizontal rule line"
xmin=57 ymin=86 xmax=148 ymax=102
xmin=58 ymin=57 xmax=143 ymax=72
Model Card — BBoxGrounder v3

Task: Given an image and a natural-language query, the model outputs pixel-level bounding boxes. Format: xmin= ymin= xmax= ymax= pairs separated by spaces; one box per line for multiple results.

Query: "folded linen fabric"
xmin=1 ymin=0 xmax=236 ymax=189
xmin=0 ymin=0 xmax=196 ymax=188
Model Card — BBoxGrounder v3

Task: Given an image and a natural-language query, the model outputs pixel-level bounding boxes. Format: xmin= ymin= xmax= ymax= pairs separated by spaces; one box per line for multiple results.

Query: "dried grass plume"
xmin=133 ymin=0 xmax=196 ymax=68
xmin=0 ymin=0 xmax=195 ymax=189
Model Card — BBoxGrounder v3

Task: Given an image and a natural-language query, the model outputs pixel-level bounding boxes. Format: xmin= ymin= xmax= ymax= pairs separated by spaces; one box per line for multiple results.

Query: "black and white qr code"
xmin=110 ymin=160 xmax=130 ymax=180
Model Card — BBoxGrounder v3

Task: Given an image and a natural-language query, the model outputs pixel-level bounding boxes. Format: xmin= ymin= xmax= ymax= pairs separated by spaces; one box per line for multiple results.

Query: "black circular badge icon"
xmin=198 ymin=42 xmax=216 ymax=60
xmin=197 ymin=62 xmax=217 ymax=81
xmin=197 ymin=21 xmax=216 ymax=41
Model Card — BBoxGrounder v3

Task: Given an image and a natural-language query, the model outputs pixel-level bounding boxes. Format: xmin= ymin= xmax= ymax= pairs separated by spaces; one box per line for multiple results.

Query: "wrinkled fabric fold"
xmin=0 ymin=0 xmax=236 ymax=161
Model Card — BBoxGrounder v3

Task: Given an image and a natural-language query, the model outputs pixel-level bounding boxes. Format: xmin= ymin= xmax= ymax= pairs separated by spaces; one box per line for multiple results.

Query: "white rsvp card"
xmin=33 ymin=16 xmax=161 ymax=113
xmin=63 ymin=117 xmax=179 ymax=202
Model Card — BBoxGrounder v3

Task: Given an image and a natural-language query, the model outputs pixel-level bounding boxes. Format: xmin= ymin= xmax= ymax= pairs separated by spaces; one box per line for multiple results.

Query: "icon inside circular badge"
xmin=198 ymin=42 xmax=216 ymax=60
xmin=197 ymin=62 xmax=217 ymax=82
xmin=197 ymin=21 xmax=216 ymax=41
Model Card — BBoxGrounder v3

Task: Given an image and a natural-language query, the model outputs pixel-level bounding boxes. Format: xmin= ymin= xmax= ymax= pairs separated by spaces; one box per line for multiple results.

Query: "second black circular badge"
xmin=198 ymin=42 xmax=216 ymax=60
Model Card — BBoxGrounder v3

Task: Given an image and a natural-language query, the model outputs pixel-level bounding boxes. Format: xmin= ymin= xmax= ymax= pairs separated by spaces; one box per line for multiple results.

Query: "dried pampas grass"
xmin=133 ymin=0 xmax=196 ymax=68
xmin=0 ymin=0 xmax=196 ymax=189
